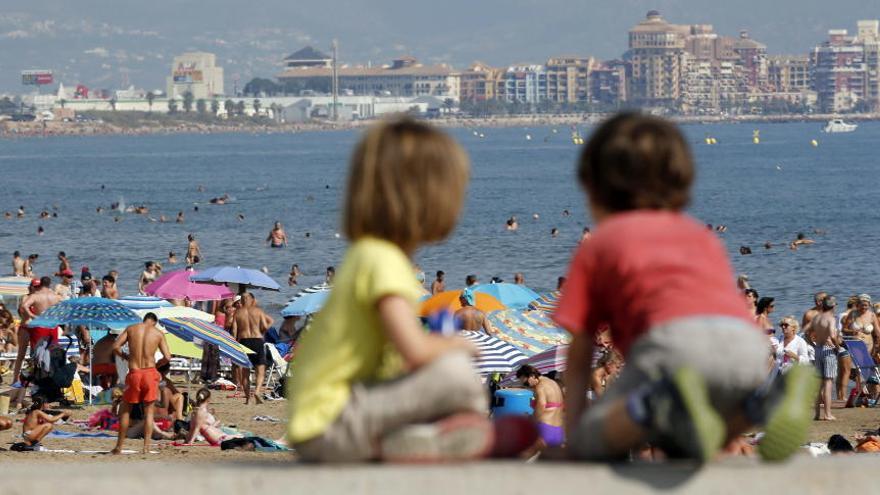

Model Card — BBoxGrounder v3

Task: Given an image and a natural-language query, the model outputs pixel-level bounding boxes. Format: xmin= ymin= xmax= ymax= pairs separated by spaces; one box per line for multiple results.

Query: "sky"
xmin=0 ymin=0 xmax=877 ymax=94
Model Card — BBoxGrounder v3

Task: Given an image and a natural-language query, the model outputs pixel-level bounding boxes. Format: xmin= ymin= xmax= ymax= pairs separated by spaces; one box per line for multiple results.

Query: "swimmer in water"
xmin=168 ymin=252 xmax=178 ymax=265
xmin=506 ymin=216 xmax=519 ymax=231
xmin=789 ymin=232 xmax=815 ymax=251
xmin=551 ymin=227 xmax=559 ymax=238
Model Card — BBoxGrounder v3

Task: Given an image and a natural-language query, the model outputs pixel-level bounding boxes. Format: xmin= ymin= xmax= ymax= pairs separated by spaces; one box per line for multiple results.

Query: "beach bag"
xmin=62 ymin=373 xmax=85 ymax=404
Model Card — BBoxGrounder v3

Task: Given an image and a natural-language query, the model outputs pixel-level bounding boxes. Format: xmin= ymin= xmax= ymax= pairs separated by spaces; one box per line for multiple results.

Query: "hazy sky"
xmin=0 ymin=0 xmax=877 ymax=93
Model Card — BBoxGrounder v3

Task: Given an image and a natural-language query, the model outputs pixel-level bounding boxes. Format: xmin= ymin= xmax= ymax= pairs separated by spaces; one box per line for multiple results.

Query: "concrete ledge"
xmin=0 ymin=455 xmax=871 ymax=494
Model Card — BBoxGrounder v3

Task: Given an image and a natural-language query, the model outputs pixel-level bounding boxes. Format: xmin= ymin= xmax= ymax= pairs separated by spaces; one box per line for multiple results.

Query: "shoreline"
xmin=2 ymin=112 xmax=878 ymax=139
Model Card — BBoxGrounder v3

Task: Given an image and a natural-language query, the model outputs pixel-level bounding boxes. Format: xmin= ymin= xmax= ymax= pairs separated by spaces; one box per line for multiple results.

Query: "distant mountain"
xmin=0 ymin=0 xmax=876 ymax=93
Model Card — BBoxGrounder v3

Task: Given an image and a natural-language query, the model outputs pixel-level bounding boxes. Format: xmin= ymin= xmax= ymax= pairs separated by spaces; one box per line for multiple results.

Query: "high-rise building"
xmin=857 ymin=20 xmax=880 ymax=111
xmin=625 ymin=11 xmax=691 ymax=108
xmin=458 ymin=63 xmax=502 ymax=103
xmin=768 ymin=56 xmax=811 ymax=92
xmin=732 ymin=31 xmax=769 ymax=90
xmin=166 ymin=52 xmax=224 ymax=100
xmin=498 ymin=65 xmax=548 ymax=103
xmin=811 ymin=29 xmax=867 ymax=112
xmin=545 ymin=56 xmax=593 ymax=103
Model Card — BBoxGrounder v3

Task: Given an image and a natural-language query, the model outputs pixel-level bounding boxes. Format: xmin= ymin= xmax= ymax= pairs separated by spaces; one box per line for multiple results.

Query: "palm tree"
xmin=224 ymin=99 xmax=235 ymax=117
xmin=146 ymin=91 xmax=155 ymax=112
xmin=196 ymin=99 xmax=207 ymax=114
xmin=234 ymin=100 xmax=245 ymax=116
xmin=109 ymin=96 xmax=117 ymax=111
xmin=182 ymin=91 xmax=194 ymax=112
xmin=253 ymin=99 xmax=261 ymax=116
xmin=210 ymin=99 xmax=220 ymax=116
xmin=59 ymin=98 xmax=67 ymax=109
xmin=168 ymin=99 xmax=178 ymax=113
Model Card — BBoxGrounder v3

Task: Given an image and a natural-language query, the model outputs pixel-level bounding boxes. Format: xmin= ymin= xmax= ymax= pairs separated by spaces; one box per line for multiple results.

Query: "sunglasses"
xmin=779 ymin=323 xmax=790 ymax=328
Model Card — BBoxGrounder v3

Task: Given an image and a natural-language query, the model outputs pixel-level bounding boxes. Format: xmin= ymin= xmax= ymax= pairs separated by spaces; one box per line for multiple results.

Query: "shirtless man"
xmin=101 ymin=275 xmax=118 ymax=299
xmin=431 ymin=270 xmax=446 ymax=295
xmin=455 ymin=289 xmax=490 ymax=333
xmin=789 ymin=232 xmax=816 ymax=251
xmin=514 ymin=272 xmax=525 ymax=285
xmin=111 ymin=313 xmax=171 ymax=454
xmin=12 ymin=251 xmax=24 ymax=276
xmin=92 ymin=333 xmax=118 ymax=389
xmin=266 ymin=222 xmax=288 ymax=248
xmin=24 ymin=254 xmax=37 ymax=277
xmin=186 ymin=234 xmax=202 ymax=266
xmin=805 ymin=296 xmax=840 ymax=421
xmin=13 ymin=276 xmax=61 ymax=386
xmin=802 ymin=291 xmax=828 ymax=337
xmin=232 ymin=292 xmax=273 ymax=404
xmin=518 ymin=364 xmax=565 ymax=456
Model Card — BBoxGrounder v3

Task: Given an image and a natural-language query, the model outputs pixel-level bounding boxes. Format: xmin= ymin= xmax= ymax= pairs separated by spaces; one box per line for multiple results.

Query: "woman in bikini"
xmin=517 ymin=364 xmax=565 ymax=456
xmin=184 ymin=388 xmax=240 ymax=446
xmin=842 ymin=294 xmax=880 ymax=398
xmin=755 ymin=297 xmax=776 ymax=334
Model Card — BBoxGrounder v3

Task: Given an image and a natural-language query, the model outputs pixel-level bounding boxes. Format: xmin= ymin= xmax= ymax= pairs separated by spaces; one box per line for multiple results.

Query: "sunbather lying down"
xmin=185 ymin=388 xmax=241 ymax=446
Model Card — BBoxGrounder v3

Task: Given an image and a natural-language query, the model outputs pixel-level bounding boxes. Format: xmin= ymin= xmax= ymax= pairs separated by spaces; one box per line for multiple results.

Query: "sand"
xmin=0 ymin=379 xmax=291 ymax=463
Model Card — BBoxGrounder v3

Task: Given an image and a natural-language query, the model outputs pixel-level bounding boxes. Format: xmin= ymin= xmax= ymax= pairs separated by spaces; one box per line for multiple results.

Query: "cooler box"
xmin=492 ymin=389 xmax=534 ymax=417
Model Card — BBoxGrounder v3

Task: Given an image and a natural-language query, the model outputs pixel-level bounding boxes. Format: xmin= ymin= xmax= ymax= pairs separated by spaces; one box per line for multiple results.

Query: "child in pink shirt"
xmin=555 ymin=113 xmax=818 ymax=462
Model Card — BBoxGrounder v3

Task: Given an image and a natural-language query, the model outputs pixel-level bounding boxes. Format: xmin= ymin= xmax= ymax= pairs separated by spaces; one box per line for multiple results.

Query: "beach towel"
xmin=220 ymin=436 xmax=289 ymax=452
xmin=47 ymin=430 xmax=115 ymax=439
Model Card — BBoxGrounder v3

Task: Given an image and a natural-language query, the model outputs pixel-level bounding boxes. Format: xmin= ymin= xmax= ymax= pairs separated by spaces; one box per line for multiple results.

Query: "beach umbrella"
xmin=159 ymin=317 xmax=253 ymax=368
xmin=0 ymin=276 xmax=30 ymax=297
xmin=420 ymin=290 xmax=506 ymax=317
xmin=528 ymin=291 xmax=560 ymax=314
xmin=190 ymin=266 xmax=281 ymax=291
xmin=144 ymin=269 xmax=235 ymax=302
xmin=29 ymin=297 xmax=143 ymax=404
xmin=472 ymin=283 xmax=541 ymax=310
xmin=282 ymin=289 xmax=330 ymax=317
xmin=459 ymin=330 xmax=528 ymax=375
xmin=486 ymin=309 xmax=571 ymax=356
xmin=500 ymin=345 xmax=569 ymax=385
xmin=118 ymin=295 xmax=173 ymax=310
xmin=287 ymin=284 xmax=331 ymax=302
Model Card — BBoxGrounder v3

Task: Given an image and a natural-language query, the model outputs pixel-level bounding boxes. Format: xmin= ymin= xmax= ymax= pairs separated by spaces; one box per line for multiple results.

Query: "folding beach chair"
xmin=263 ymin=343 xmax=288 ymax=392
xmin=843 ymin=339 xmax=880 ymax=405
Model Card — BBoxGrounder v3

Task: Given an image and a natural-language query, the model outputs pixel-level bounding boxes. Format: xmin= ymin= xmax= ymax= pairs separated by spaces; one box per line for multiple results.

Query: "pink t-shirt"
xmin=553 ymin=211 xmax=753 ymax=356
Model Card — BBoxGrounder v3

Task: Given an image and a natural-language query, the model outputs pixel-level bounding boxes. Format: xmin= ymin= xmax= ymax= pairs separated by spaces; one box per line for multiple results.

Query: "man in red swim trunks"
xmin=13 ymin=276 xmax=61 ymax=385
xmin=111 ymin=313 xmax=170 ymax=454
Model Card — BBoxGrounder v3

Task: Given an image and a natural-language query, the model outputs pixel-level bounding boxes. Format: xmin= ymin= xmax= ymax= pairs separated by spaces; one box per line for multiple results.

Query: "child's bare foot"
xmin=110 ymin=448 xmax=122 ymax=455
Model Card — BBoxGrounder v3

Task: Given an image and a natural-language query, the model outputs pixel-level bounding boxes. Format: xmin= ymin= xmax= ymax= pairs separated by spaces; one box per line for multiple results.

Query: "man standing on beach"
xmin=802 ymin=292 xmax=827 ymax=331
xmin=53 ymin=270 xmax=75 ymax=301
xmin=232 ymin=292 xmax=273 ymax=404
xmin=13 ymin=276 xmax=61 ymax=386
xmin=12 ymin=251 xmax=24 ymax=276
xmin=805 ymin=296 xmax=839 ymax=421
xmin=455 ymin=289 xmax=490 ymax=333
xmin=111 ymin=313 xmax=170 ymax=454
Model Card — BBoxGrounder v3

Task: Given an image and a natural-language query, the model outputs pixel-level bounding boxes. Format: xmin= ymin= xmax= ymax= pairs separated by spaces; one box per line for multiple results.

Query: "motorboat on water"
xmin=823 ymin=119 xmax=858 ymax=133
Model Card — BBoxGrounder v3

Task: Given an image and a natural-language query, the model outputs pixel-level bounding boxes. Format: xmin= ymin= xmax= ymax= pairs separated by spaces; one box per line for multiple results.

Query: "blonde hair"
xmin=780 ymin=316 xmax=799 ymax=332
xmin=343 ymin=117 xmax=470 ymax=254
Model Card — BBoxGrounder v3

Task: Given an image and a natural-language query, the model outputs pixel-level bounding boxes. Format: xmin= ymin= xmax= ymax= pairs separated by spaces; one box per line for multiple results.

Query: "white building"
xmin=166 ymin=52 xmax=224 ymax=100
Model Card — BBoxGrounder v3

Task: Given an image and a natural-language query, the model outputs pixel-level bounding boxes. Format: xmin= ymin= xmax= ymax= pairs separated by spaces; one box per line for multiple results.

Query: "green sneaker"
xmin=758 ymin=365 xmax=820 ymax=462
xmin=648 ymin=367 xmax=726 ymax=462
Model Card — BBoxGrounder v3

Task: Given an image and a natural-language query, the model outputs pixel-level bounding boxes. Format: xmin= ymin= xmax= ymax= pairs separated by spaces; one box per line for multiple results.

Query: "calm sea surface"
xmin=0 ymin=121 xmax=878 ymax=318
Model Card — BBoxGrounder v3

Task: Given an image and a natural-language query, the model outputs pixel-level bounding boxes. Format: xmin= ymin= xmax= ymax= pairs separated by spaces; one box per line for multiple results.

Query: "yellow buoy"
xmin=710 ymin=138 xmax=717 ymax=145
xmin=753 ymin=137 xmax=760 ymax=144
xmin=705 ymin=137 xmax=712 ymax=145
xmin=811 ymin=139 xmax=818 ymax=147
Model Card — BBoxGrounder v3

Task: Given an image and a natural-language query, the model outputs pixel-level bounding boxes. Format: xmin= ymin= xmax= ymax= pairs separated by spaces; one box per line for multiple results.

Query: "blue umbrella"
xmin=282 ymin=289 xmax=330 ymax=317
xmin=118 ymin=295 xmax=174 ymax=310
xmin=159 ymin=317 xmax=253 ymax=368
xmin=459 ymin=330 xmax=528 ymax=375
xmin=29 ymin=297 xmax=142 ymax=331
xmin=472 ymin=283 xmax=541 ymax=310
xmin=29 ymin=297 xmax=143 ymax=405
xmin=190 ymin=266 xmax=281 ymax=291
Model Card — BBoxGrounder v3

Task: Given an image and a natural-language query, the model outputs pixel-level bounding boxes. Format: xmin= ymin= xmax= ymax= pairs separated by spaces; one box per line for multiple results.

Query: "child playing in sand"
xmin=287 ymin=118 xmax=491 ymax=462
xmin=555 ymin=113 xmax=818 ymax=462
xmin=21 ymin=396 xmax=70 ymax=450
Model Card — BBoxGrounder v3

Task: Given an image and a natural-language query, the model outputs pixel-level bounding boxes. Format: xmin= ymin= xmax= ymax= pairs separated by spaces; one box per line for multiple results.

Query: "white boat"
xmin=823 ymin=119 xmax=858 ymax=133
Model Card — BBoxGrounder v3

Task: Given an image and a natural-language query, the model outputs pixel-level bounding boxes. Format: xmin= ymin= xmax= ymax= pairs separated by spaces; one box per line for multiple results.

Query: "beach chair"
xmin=263 ymin=343 xmax=288 ymax=392
xmin=843 ymin=339 xmax=879 ymax=405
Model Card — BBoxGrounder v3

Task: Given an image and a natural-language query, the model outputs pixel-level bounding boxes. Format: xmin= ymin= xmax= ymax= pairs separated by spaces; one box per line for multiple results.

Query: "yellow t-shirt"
xmin=286 ymin=237 xmax=423 ymax=443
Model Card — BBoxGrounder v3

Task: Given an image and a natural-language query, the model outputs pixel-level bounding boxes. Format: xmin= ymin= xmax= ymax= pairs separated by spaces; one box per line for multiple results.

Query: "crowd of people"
xmin=0 ymin=113 xmax=873 ymax=464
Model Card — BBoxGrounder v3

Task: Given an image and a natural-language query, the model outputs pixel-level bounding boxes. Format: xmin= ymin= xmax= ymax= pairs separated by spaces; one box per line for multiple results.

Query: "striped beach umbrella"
xmin=528 ymin=290 xmax=560 ymax=313
xmin=501 ymin=345 xmax=569 ymax=385
xmin=159 ymin=317 xmax=253 ymax=368
xmin=0 ymin=276 xmax=31 ymax=296
xmin=459 ymin=330 xmax=527 ymax=375
xmin=487 ymin=309 xmax=571 ymax=356
xmin=118 ymin=295 xmax=174 ymax=310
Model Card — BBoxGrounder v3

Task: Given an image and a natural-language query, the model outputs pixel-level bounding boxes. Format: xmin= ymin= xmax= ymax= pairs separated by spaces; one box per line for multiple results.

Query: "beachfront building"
xmin=768 ymin=56 xmax=811 ymax=93
xmin=498 ymin=65 xmax=548 ymax=103
xmin=458 ymin=63 xmax=503 ymax=102
xmin=858 ymin=20 xmax=880 ymax=111
xmin=166 ymin=52 xmax=224 ymax=100
xmin=545 ymin=57 xmax=593 ymax=103
xmin=589 ymin=61 xmax=627 ymax=107
xmin=625 ymin=11 xmax=691 ymax=109
xmin=811 ymin=29 xmax=867 ymax=112
xmin=283 ymin=46 xmax=333 ymax=69
xmin=276 ymin=53 xmax=459 ymax=99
